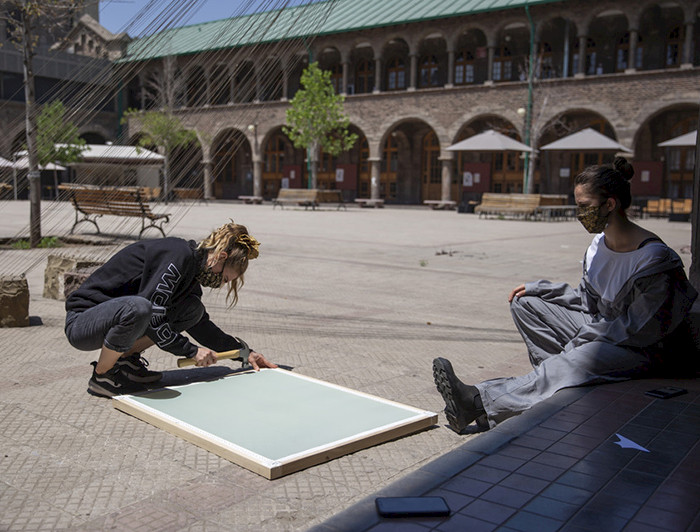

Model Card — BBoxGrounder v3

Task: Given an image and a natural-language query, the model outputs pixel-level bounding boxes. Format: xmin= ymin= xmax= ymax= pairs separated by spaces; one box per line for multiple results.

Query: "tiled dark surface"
xmin=314 ymin=378 xmax=700 ymax=532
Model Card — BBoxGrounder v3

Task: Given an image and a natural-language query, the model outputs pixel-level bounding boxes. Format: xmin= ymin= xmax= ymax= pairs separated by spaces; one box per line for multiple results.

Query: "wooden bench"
xmin=474 ymin=193 xmax=541 ymax=219
xmin=273 ymin=188 xmax=346 ymax=210
xmin=173 ymin=187 xmax=203 ymax=200
xmin=424 ymin=200 xmax=457 ymax=210
xmin=238 ymin=195 xmax=263 ymax=204
xmin=316 ymin=189 xmax=346 ymax=210
xmin=0 ymin=182 xmax=12 ymax=199
xmin=354 ymin=198 xmax=385 ymax=208
xmin=644 ymin=198 xmax=673 ymax=218
xmin=59 ymin=185 xmax=171 ymax=238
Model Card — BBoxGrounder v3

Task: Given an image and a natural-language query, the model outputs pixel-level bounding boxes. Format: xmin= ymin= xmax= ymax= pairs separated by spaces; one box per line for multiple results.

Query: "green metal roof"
xmin=123 ymin=0 xmax=564 ymax=62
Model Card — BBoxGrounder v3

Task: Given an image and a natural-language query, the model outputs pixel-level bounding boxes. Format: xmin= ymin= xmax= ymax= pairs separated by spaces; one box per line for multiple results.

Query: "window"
xmin=454 ymin=50 xmax=475 ymax=84
xmin=386 ymin=58 xmax=406 ymax=90
xmin=264 ymin=136 xmax=285 ymax=173
xmin=328 ymin=64 xmax=343 ymax=93
xmin=422 ymin=131 xmax=441 ymax=185
xmin=666 ymin=26 xmax=683 ymax=67
xmin=616 ymin=33 xmax=629 ymax=71
xmin=493 ymin=45 xmax=512 ymax=81
xmin=355 ymin=59 xmax=374 ymax=93
xmin=538 ymin=42 xmax=555 ymax=79
xmin=419 ymin=55 xmax=439 ymax=87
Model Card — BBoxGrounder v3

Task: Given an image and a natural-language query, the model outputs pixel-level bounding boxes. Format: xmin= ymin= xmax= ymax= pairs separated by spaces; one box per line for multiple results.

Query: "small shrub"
xmin=10 ymin=237 xmax=61 ymax=249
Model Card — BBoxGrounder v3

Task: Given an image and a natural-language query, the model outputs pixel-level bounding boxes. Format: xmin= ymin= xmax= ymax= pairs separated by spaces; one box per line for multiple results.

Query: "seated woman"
xmin=65 ymin=220 xmax=277 ymax=397
xmin=433 ymin=157 xmax=698 ymax=432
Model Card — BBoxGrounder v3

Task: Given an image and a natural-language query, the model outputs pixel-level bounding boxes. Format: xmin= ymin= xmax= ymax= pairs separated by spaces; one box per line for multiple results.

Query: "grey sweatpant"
xmin=476 ymin=295 xmax=652 ymax=428
xmin=65 ymin=294 xmax=204 ymax=354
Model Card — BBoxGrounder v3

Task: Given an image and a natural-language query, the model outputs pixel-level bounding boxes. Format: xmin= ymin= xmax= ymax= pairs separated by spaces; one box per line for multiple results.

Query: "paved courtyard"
xmin=0 ymin=199 xmax=696 ymax=531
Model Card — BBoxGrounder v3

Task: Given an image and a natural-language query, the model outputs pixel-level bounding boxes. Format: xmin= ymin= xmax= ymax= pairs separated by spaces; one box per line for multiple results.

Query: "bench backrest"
xmin=276 ymin=188 xmax=319 ymax=201
xmin=71 ymin=187 xmax=154 ymax=217
xmin=316 ymin=190 xmax=343 ymax=203
xmin=479 ymin=193 xmax=513 ymax=208
xmin=538 ymin=194 xmax=568 ymax=206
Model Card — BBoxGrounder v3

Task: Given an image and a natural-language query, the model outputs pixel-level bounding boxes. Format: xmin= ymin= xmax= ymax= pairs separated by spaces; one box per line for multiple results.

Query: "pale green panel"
xmin=129 ymin=370 xmax=424 ymax=461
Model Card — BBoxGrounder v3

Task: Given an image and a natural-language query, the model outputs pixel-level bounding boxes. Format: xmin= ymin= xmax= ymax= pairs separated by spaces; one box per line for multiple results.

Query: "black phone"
xmin=644 ymin=386 xmax=688 ymax=399
xmin=375 ymin=496 xmax=450 ymax=518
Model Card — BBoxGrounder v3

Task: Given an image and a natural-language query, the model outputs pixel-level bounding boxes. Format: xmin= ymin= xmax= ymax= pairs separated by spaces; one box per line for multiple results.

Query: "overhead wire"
xmin=1 ymin=0 xmax=339 ymax=273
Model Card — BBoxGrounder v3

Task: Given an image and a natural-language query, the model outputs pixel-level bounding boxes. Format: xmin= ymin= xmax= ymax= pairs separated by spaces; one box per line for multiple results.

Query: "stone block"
xmin=0 ymin=276 xmax=29 ymax=327
xmin=43 ymin=255 xmax=103 ymax=300
xmin=63 ymin=266 xmax=101 ymax=300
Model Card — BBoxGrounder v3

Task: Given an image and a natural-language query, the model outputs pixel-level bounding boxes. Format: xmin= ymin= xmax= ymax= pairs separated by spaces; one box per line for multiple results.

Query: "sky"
xmin=98 ymin=0 xmax=317 ymax=37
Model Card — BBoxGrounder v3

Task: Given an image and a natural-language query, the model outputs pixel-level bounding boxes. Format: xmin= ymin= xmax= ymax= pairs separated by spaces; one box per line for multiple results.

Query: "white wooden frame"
xmin=113 ymin=369 xmax=437 ymax=479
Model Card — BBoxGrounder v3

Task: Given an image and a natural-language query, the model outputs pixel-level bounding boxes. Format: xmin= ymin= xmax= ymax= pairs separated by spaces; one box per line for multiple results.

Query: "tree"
xmin=283 ymin=62 xmax=357 ymax=189
xmin=37 ymin=100 xmax=85 ymax=166
xmin=123 ymin=109 xmax=199 ymax=203
xmin=36 ymin=100 xmax=85 ymax=198
xmin=2 ymin=0 xmax=85 ymax=247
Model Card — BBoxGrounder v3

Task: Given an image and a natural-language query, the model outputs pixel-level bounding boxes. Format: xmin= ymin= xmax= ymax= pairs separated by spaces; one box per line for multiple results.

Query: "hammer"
xmin=176 ymin=349 xmax=244 ymax=368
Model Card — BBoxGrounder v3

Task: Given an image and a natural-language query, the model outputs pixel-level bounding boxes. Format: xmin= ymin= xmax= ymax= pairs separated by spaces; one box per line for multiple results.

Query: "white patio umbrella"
xmin=658 ymin=130 xmax=697 ymax=148
xmin=0 ymin=156 xmax=15 ymax=168
xmin=446 ymin=129 xmax=534 ymax=152
xmin=12 ymin=156 xmax=66 ymax=171
xmin=540 ymin=128 xmax=632 ymax=152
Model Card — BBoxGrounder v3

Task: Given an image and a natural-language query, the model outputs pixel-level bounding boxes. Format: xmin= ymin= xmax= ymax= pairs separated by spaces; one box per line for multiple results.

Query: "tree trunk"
xmin=309 ymin=143 xmax=319 ymax=189
xmin=162 ymin=149 xmax=170 ymax=204
xmin=22 ymin=11 xmax=41 ymax=247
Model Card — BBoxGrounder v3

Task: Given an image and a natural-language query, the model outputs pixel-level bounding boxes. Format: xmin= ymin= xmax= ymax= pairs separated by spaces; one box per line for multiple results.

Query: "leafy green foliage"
xmin=283 ymin=62 xmax=357 ymax=157
xmin=11 ymin=236 xmax=60 ymax=249
xmin=122 ymin=109 xmax=199 ymax=153
xmin=36 ymin=100 xmax=85 ymax=166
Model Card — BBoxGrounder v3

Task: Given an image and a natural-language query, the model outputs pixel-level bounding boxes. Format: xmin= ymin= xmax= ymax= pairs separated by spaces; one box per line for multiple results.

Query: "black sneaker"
xmin=88 ymin=362 xmax=147 ymax=397
xmin=115 ymin=353 xmax=162 ymax=383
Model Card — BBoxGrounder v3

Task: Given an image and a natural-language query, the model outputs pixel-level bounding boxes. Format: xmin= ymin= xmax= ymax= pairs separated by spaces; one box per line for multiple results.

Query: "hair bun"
xmin=613 ymin=156 xmax=634 ymax=181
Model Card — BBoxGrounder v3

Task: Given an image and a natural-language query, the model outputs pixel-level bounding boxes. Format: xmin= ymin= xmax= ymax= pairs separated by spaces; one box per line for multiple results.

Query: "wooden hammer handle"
xmin=177 ymin=349 xmax=242 ymax=368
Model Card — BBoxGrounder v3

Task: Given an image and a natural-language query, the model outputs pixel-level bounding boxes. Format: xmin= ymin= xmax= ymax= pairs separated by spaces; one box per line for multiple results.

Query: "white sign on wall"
xmin=463 ymin=171 xmax=473 ymax=187
xmin=335 ymin=168 xmax=344 ymax=182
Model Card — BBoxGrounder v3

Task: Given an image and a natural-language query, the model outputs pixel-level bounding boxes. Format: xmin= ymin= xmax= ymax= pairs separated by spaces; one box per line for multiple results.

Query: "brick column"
xmin=446 ymin=49 xmax=455 ymax=87
xmin=374 ymin=58 xmax=382 ymax=93
xmin=627 ymin=29 xmax=638 ymax=72
xmin=440 ymin=157 xmax=453 ymax=202
xmin=341 ymin=61 xmax=349 ymax=95
xmin=486 ymin=46 xmax=495 ymax=82
xmin=409 ymin=54 xmax=417 ymax=91
xmin=202 ymin=159 xmax=213 ymax=199
xmin=369 ymin=157 xmax=381 ymax=200
xmin=576 ymin=35 xmax=587 ymax=77
xmin=253 ymin=158 xmax=263 ymax=198
xmin=682 ymin=21 xmax=694 ymax=67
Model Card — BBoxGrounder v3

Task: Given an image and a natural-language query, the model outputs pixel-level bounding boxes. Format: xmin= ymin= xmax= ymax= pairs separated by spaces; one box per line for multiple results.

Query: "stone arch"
xmin=259 ymin=126 xmax=305 ymax=197
xmin=453 ymin=27 xmax=489 ymax=85
xmin=632 ymin=102 xmax=698 ymax=199
xmin=210 ymin=128 xmax=252 ymax=199
xmin=538 ymin=109 xmax=619 ymax=195
xmin=416 ymin=31 xmax=448 ymax=88
xmin=78 ymin=131 xmax=107 ymax=144
xmin=453 ymin=114 xmax=526 ymax=194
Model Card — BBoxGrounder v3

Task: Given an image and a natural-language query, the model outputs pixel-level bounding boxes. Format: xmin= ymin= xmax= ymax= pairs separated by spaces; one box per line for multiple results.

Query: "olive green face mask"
xmin=196 ymin=266 xmax=223 ymax=288
xmin=576 ymin=204 xmax=609 ymax=234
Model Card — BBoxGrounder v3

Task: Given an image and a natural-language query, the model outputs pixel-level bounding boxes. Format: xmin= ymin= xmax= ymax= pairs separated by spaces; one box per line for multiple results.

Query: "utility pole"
xmin=689 ymin=103 xmax=700 ymax=291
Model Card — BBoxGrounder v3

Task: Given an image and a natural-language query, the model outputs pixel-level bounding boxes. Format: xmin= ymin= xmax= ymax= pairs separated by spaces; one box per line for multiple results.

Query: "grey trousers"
xmin=65 ymin=295 xmax=203 ymax=354
xmin=476 ymin=295 xmax=652 ymax=427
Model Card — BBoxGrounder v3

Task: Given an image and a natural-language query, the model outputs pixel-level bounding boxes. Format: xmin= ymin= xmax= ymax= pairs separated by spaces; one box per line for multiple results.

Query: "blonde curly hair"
xmin=197 ymin=220 xmax=260 ymax=306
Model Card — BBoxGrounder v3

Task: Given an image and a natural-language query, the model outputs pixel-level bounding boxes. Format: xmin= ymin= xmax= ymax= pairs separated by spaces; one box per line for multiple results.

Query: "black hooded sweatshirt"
xmin=65 ymin=237 xmax=247 ymax=358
